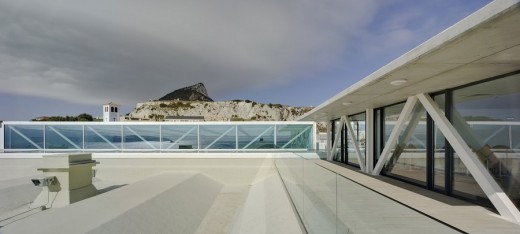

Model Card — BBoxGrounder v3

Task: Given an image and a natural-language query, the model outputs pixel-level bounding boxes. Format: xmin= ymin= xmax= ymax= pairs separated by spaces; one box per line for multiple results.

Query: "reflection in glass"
xmin=123 ymin=125 xmax=160 ymax=150
xmin=276 ymin=125 xmax=312 ymax=149
xmin=161 ymin=125 xmax=198 ymax=150
xmin=332 ymin=119 xmax=342 ymax=162
xmin=347 ymin=113 xmax=366 ymax=166
xmin=3 ymin=123 xmax=315 ymax=151
xmin=45 ymin=125 xmax=83 ymax=150
xmin=4 ymin=125 xmax=44 ymax=150
xmin=374 ymin=109 xmax=383 ymax=164
xmin=237 ymin=125 xmax=275 ymax=149
xmin=199 ymin=125 xmax=236 ymax=149
xmin=85 ymin=125 xmax=121 ymax=150
xmin=452 ymin=74 xmax=520 ymax=207
xmin=333 ymin=119 xmax=346 ymax=163
xmin=384 ymin=103 xmax=405 ymax=144
xmin=383 ymin=102 xmax=428 ymax=186
xmin=433 ymin=94 xmax=446 ymax=190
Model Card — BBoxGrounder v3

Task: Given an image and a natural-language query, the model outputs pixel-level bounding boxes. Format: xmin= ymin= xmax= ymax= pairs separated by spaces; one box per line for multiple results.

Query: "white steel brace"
xmin=417 ymin=93 xmax=520 ymax=223
xmin=345 ymin=116 xmax=366 ymax=172
xmin=365 ymin=109 xmax=374 ymax=174
xmin=373 ymin=96 xmax=418 ymax=175
xmin=329 ymin=117 xmax=346 ymax=161
xmin=205 ymin=126 xmax=235 ymax=149
xmin=166 ymin=126 xmax=197 ymax=149
xmin=87 ymin=126 xmax=119 ymax=149
xmin=281 ymin=126 xmax=312 ymax=149
xmin=8 ymin=126 xmax=42 ymax=149
xmin=125 ymin=126 xmax=157 ymax=149
xmin=48 ymin=126 xmax=81 ymax=149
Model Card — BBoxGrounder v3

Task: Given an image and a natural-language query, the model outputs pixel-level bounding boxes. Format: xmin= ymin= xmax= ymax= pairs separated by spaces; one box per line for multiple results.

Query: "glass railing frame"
xmin=1 ymin=121 xmax=316 ymax=153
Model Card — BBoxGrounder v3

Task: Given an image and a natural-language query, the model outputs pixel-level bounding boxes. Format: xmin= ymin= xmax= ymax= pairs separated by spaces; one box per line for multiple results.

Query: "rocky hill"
xmin=128 ymin=83 xmax=313 ymax=121
xmin=128 ymin=100 xmax=312 ymax=121
xmin=159 ymin=83 xmax=213 ymax=102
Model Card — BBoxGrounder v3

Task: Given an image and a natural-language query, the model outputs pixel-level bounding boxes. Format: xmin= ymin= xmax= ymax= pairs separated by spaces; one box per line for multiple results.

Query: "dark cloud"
xmin=0 ymin=0 xmax=378 ymax=105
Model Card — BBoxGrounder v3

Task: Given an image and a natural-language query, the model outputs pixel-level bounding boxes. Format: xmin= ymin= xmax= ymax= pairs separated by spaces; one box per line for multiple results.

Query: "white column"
xmin=313 ymin=122 xmax=317 ymax=150
xmin=417 ymin=93 xmax=520 ymax=223
xmin=365 ymin=109 xmax=374 ymax=174
xmin=0 ymin=122 xmax=4 ymax=151
xmin=326 ymin=121 xmax=332 ymax=156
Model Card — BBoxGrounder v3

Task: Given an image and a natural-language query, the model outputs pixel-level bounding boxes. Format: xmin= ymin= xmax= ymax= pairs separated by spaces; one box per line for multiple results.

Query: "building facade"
xmin=103 ymin=102 xmax=120 ymax=122
xmin=300 ymin=0 xmax=520 ymax=223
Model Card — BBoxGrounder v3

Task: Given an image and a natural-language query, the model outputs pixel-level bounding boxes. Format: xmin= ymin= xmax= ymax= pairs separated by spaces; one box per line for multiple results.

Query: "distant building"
xmin=103 ymin=102 xmax=120 ymax=122
xmin=164 ymin=116 xmax=205 ymax=122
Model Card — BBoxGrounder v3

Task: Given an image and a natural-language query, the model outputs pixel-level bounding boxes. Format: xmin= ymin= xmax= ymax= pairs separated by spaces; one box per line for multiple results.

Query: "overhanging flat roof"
xmin=300 ymin=1 xmax=520 ymax=121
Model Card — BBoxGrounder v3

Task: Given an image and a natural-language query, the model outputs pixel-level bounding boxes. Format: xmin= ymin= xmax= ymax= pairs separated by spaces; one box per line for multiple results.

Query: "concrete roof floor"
xmin=0 ymin=158 xmax=302 ymax=234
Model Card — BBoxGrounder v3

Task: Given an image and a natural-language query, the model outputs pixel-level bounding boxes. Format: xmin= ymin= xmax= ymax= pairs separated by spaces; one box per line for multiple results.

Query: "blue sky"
xmin=0 ymin=0 xmax=492 ymax=120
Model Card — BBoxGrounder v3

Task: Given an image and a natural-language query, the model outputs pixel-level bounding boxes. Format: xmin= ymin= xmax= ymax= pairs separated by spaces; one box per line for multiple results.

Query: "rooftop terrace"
xmin=1 ymin=152 xmax=519 ymax=233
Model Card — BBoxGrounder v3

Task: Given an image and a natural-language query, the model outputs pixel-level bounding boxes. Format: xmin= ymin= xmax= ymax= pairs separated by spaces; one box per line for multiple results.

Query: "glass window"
xmin=237 ymin=125 xmax=275 ymax=149
xmin=4 ymin=125 xmax=44 ymax=150
xmin=347 ymin=113 xmax=366 ymax=166
xmin=45 ymin=125 xmax=83 ymax=151
xmin=374 ymin=109 xmax=383 ymax=164
xmin=433 ymin=94 xmax=446 ymax=190
xmin=452 ymin=74 xmax=520 ymax=207
xmin=331 ymin=119 xmax=343 ymax=162
xmin=383 ymin=103 xmax=405 ymax=144
xmin=85 ymin=125 xmax=121 ymax=150
xmin=276 ymin=124 xmax=313 ymax=149
xmin=383 ymin=102 xmax=428 ymax=186
xmin=199 ymin=125 xmax=236 ymax=149
xmin=161 ymin=125 xmax=198 ymax=150
xmin=123 ymin=125 xmax=160 ymax=150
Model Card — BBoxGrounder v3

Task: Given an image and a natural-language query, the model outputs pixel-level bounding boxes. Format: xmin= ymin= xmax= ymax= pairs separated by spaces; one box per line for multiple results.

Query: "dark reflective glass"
xmin=45 ymin=125 xmax=83 ymax=150
xmin=453 ymin=74 xmax=520 ymax=207
xmin=383 ymin=102 xmax=428 ymax=186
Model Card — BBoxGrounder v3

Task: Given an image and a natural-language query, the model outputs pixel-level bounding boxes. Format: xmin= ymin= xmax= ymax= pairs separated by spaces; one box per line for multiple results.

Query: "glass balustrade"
xmin=275 ymin=150 xmax=460 ymax=233
xmin=2 ymin=122 xmax=314 ymax=152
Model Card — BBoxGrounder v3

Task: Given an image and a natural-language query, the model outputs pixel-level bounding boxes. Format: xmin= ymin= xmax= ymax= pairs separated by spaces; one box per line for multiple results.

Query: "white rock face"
xmin=128 ymin=101 xmax=312 ymax=121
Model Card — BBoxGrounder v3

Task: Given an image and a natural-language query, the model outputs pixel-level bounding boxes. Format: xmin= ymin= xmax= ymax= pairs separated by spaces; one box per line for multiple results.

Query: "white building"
xmin=1 ymin=1 xmax=520 ymax=233
xmin=300 ymin=0 xmax=520 ymax=224
xmin=102 ymin=102 xmax=120 ymax=122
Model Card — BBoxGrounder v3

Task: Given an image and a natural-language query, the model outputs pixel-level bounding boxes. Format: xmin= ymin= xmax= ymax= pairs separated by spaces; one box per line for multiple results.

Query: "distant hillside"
xmin=32 ymin=113 xmax=95 ymax=121
xmin=159 ymin=83 xmax=213 ymax=102
xmin=129 ymin=83 xmax=313 ymax=122
xmin=128 ymin=100 xmax=312 ymax=121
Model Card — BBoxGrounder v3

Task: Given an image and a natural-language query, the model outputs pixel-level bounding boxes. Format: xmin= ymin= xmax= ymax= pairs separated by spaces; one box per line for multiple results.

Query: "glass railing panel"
xmin=276 ymin=150 xmax=461 ymax=233
xmin=276 ymin=124 xmax=313 ymax=149
xmin=3 ymin=122 xmax=315 ymax=152
xmin=123 ymin=125 xmax=160 ymax=150
xmin=45 ymin=125 xmax=83 ymax=151
xmin=3 ymin=125 xmax=44 ymax=151
xmin=237 ymin=125 xmax=275 ymax=149
xmin=199 ymin=125 xmax=237 ymax=149
xmin=276 ymin=155 xmax=305 ymax=215
xmin=84 ymin=125 xmax=122 ymax=150
xmin=161 ymin=125 xmax=198 ymax=150
xmin=302 ymin=159 xmax=337 ymax=234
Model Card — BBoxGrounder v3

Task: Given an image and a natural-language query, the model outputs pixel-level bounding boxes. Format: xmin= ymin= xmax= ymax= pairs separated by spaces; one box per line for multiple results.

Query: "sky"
xmin=0 ymin=0 xmax=492 ymax=120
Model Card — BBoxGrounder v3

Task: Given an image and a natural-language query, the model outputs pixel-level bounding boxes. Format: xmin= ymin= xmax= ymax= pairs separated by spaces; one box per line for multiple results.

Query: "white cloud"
xmin=0 ymin=0 xmax=379 ymax=105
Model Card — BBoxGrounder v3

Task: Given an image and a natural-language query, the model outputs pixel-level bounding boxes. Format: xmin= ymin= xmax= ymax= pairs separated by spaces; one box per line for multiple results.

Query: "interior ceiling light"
xmin=390 ymin=79 xmax=408 ymax=86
